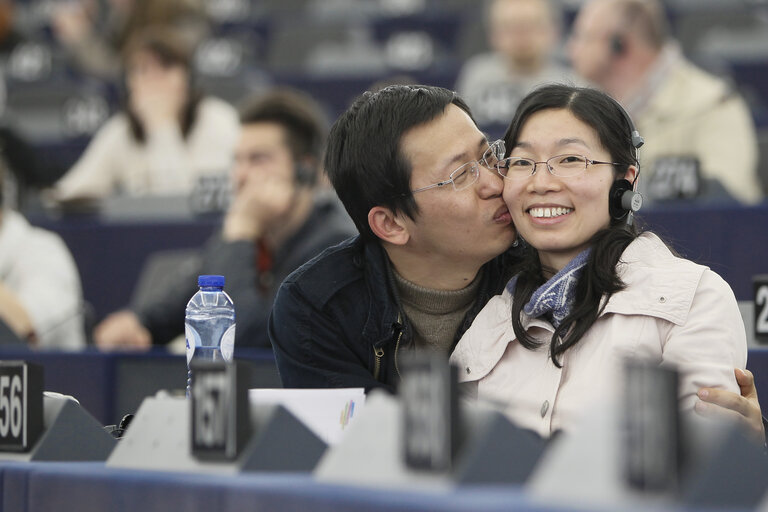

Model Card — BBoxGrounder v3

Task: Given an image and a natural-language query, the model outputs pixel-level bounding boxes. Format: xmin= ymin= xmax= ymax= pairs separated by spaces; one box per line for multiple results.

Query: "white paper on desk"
xmin=248 ymin=388 xmax=366 ymax=445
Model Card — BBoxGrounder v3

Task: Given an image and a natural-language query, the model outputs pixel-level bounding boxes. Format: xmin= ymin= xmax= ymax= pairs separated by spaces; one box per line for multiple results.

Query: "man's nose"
xmin=477 ymin=163 xmax=504 ymax=196
xmin=232 ymin=160 xmax=249 ymax=183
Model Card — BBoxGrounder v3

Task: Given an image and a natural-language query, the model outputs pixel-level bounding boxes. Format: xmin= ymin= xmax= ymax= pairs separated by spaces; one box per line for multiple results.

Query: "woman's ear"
xmin=624 ymin=164 xmax=639 ymax=186
xmin=368 ymin=206 xmax=410 ymax=246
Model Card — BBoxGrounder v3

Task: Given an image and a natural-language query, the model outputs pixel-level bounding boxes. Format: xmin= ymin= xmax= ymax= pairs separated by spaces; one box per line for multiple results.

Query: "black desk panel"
xmin=28 ymin=214 xmax=220 ymax=322
xmin=0 ymin=348 xmax=280 ymax=426
xmin=29 ymin=203 xmax=768 ymax=326
xmin=640 ymin=203 xmax=768 ymax=302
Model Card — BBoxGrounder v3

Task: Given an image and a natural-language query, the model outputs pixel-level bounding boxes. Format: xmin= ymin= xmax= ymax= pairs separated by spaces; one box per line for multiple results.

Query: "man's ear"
xmin=368 ymin=206 xmax=410 ymax=246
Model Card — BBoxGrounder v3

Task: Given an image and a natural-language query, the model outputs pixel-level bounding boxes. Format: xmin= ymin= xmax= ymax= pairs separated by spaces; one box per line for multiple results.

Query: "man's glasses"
xmin=411 ymin=139 xmax=506 ymax=194
xmin=496 ymin=154 xmax=620 ymax=179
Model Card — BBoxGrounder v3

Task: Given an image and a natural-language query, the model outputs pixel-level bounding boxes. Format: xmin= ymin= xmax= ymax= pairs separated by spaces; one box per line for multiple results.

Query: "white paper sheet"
xmin=248 ymin=388 xmax=366 ymax=445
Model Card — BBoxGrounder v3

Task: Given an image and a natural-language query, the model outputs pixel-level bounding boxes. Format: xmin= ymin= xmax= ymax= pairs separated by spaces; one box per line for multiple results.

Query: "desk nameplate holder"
xmin=528 ymin=358 xmax=768 ymax=511
xmin=0 ymin=360 xmax=116 ymax=462
xmin=0 ymin=360 xmax=42 ymax=452
xmin=624 ymin=361 xmax=681 ymax=494
xmin=190 ymin=360 xmax=252 ymax=461
xmin=315 ymin=353 xmax=546 ymax=490
xmin=108 ymin=360 xmax=327 ymax=474
xmin=754 ymin=274 xmax=768 ymax=345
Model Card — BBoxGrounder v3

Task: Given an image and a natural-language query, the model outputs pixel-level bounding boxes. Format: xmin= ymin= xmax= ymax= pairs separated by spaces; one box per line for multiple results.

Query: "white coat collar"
xmin=602 ymin=232 xmax=706 ymax=326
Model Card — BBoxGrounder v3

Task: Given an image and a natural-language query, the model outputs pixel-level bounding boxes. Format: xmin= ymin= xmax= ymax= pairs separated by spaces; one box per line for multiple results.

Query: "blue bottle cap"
xmin=198 ymin=275 xmax=225 ymax=287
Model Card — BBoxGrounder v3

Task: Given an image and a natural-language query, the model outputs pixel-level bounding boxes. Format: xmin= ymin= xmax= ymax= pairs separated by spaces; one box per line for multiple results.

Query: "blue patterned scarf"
xmin=506 ymin=249 xmax=591 ymax=328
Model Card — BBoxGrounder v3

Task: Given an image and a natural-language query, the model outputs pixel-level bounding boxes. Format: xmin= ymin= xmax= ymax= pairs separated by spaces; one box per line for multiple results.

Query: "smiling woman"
xmin=450 ymin=84 xmax=749 ymax=439
xmin=501 ymin=107 xmax=634 ymax=273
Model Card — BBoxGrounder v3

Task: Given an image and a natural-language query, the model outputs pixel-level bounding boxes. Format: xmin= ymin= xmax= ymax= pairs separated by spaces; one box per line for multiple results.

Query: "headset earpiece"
xmin=294 ymin=162 xmax=316 ymax=187
xmin=604 ymin=94 xmax=644 ymax=223
xmin=611 ymin=35 xmax=625 ymax=56
xmin=609 ymin=179 xmax=643 ymax=220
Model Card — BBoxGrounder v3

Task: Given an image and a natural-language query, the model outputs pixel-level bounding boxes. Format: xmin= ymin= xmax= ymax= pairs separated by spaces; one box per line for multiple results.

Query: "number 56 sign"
xmin=0 ymin=361 xmax=43 ymax=451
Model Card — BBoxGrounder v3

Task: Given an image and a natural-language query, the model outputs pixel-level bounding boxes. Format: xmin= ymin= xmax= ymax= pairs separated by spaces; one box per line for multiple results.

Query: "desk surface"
xmin=0 ymin=461 xmax=726 ymax=512
xmin=0 ymin=462 xmax=540 ymax=512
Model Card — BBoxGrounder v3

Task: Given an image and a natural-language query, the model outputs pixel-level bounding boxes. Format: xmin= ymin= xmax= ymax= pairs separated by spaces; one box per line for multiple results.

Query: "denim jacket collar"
xmin=358 ymin=237 xmax=515 ymax=353
xmin=360 ymin=239 xmax=411 ymax=351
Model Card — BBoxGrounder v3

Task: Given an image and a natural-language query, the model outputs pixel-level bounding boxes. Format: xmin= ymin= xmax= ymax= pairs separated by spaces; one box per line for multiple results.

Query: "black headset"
xmin=607 ymin=97 xmax=644 ymax=223
xmin=610 ymin=34 xmax=626 ymax=56
xmin=294 ymin=162 xmax=317 ymax=187
xmin=294 ymin=131 xmax=324 ymax=187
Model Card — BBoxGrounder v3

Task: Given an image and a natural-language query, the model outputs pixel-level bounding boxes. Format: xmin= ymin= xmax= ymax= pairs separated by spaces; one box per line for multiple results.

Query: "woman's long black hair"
xmin=123 ymin=28 xmax=201 ymax=144
xmin=503 ymin=84 xmax=641 ymax=367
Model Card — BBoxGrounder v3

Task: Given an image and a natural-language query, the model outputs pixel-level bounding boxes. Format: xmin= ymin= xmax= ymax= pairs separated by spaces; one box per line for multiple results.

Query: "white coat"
xmin=450 ymin=233 xmax=747 ymax=438
xmin=54 ymin=97 xmax=239 ymax=200
xmin=0 ymin=211 xmax=85 ymax=349
xmin=630 ymin=45 xmax=761 ymax=204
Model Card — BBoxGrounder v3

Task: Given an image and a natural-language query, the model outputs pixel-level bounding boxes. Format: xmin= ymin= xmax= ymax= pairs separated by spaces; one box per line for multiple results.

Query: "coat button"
xmin=540 ymin=400 xmax=549 ymax=417
xmin=465 ymin=367 xmax=471 ymax=375
xmin=659 ymin=296 xmax=666 ymax=303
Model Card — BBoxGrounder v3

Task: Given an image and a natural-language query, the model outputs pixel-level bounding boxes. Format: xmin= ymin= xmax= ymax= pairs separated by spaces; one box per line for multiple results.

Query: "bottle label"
xmin=185 ymin=324 xmax=200 ymax=365
xmin=220 ymin=324 xmax=235 ymax=362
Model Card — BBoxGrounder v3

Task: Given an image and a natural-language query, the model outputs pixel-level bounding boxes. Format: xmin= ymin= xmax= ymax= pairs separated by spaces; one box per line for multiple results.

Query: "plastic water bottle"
xmin=185 ymin=275 xmax=236 ymax=396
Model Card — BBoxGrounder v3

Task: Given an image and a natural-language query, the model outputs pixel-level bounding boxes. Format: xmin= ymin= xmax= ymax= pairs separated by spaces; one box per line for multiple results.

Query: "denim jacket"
xmin=269 ymin=236 xmax=515 ymax=392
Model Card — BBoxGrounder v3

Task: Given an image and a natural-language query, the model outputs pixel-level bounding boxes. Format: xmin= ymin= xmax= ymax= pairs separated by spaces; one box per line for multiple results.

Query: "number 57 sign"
xmin=0 ymin=361 xmax=43 ymax=451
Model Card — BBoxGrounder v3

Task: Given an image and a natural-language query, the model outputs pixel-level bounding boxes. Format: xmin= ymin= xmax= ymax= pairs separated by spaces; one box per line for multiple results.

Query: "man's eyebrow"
xmin=438 ymin=137 xmax=488 ymax=170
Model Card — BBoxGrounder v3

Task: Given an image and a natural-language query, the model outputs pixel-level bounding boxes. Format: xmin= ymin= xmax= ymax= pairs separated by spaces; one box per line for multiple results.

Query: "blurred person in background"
xmin=0 ymin=169 xmax=85 ymax=349
xmin=0 ymin=0 xmax=50 ymax=199
xmin=455 ymin=0 xmax=577 ymax=127
xmin=93 ymin=88 xmax=355 ymax=351
xmin=51 ymin=0 xmax=209 ymax=81
xmin=0 ymin=0 xmax=24 ymax=59
xmin=568 ymin=0 xmax=762 ymax=204
xmin=51 ymin=27 xmax=238 ymax=203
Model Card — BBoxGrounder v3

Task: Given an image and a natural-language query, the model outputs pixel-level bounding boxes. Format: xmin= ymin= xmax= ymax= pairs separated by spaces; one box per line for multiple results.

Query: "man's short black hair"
xmin=325 ymin=84 xmax=475 ymax=241
xmin=239 ymin=88 xmax=328 ymax=164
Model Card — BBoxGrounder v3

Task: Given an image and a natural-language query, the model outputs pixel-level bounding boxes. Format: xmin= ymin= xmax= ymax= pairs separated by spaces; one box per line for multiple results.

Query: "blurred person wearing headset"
xmin=455 ymin=0 xmax=577 ymax=127
xmin=568 ymin=0 xmax=762 ymax=204
xmin=93 ymin=88 xmax=355 ymax=351
xmin=51 ymin=27 xmax=238 ymax=203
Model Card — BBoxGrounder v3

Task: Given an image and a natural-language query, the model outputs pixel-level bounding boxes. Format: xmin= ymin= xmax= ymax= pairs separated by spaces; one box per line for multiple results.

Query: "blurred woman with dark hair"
xmin=51 ymin=0 xmax=209 ymax=80
xmin=53 ymin=28 xmax=238 ymax=201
